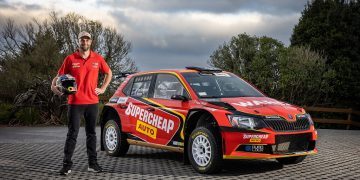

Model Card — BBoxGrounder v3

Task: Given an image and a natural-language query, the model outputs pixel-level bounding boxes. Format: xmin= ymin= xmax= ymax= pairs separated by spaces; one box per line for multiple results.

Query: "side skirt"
xmin=127 ymin=139 xmax=184 ymax=153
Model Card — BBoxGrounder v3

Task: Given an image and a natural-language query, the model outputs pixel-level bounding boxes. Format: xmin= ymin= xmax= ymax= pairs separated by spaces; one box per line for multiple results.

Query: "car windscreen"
xmin=182 ymin=72 xmax=264 ymax=98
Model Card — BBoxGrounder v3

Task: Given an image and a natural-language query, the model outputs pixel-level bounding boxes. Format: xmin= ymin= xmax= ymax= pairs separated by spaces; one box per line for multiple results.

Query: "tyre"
xmin=187 ymin=126 xmax=222 ymax=174
xmin=276 ymin=155 xmax=306 ymax=165
xmin=102 ymin=120 xmax=129 ymax=156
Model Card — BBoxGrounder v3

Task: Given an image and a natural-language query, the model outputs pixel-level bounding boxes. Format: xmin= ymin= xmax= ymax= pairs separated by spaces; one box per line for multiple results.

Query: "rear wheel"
xmin=276 ymin=155 xmax=306 ymax=164
xmin=187 ymin=126 xmax=222 ymax=174
xmin=102 ymin=120 xmax=129 ymax=156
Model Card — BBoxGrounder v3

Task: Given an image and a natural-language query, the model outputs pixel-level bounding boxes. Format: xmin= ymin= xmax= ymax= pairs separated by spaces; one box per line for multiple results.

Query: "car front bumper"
xmin=220 ymin=126 xmax=318 ymax=159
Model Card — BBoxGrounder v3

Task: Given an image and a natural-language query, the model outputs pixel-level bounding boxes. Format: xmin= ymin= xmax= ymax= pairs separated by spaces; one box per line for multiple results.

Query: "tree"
xmin=0 ymin=12 xmax=137 ymax=125
xmin=209 ymin=33 xmax=334 ymax=106
xmin=209 ymin=33 xmax=258 ymax=76
xmin=277 ymin=46 xmax=335 ymax=105
xmin=291 ymin=0 xmax=360 ymax=108
xmin=209 ymin=33 xmax=285 ymax=97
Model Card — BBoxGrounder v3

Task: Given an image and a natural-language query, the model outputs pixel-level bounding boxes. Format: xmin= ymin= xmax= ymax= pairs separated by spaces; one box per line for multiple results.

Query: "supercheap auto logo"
xmin=125 ymin=102 xmax=175 ymax=139
xmin=243 ymin=134 xmax=269 ymax=143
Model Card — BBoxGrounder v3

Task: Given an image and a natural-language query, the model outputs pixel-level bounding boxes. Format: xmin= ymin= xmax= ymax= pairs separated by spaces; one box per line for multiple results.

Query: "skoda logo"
xmin=288 ymin=114 xmax=293 ymax=119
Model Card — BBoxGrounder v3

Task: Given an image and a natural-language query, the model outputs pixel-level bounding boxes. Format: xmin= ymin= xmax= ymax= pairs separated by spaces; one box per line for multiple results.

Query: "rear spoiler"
xmin=185 ymin=66 xmax=222 ymax=73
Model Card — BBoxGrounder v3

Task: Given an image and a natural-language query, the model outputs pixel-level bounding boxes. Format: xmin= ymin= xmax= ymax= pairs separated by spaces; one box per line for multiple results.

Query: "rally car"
xmin=100 ymin=67 xmax=317 ymax=174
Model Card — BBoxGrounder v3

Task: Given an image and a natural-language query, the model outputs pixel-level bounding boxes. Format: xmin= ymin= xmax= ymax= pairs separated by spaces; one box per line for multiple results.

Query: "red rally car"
xmin=100 ymin=67 xmax=317 ymax=174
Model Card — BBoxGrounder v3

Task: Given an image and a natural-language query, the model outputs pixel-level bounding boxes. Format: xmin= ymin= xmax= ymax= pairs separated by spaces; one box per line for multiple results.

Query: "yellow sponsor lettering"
xmin=250 ymin=138 xmax=261 ymax=143
xmin=136 ymin=120 xmax=157 ymax=139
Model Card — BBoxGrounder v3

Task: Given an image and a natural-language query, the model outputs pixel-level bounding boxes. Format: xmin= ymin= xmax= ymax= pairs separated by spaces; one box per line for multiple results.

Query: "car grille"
xmin=263 ymin=117 xmax=310 ymax=132
xmin=272 ymin=133 xmax=311 ymax=154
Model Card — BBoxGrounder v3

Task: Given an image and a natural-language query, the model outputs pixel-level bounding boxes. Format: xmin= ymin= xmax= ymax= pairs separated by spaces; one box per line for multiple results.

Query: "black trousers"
xmin=63 ymin=104 xmax=98 ymax=166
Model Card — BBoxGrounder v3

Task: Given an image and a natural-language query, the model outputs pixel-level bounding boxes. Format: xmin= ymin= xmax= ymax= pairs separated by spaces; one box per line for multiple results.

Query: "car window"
xmin=153 ymin=74 xmax=188 ymax=100
xmin=122 ymin=77 xmax=134 ymax=96
xmin=130 ymin=75 xmax=153 ymax=97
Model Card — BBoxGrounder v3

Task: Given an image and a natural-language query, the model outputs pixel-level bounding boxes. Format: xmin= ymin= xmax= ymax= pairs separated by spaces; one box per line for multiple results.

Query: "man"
xmin=51 ymin=31 xmax=112 ymax=175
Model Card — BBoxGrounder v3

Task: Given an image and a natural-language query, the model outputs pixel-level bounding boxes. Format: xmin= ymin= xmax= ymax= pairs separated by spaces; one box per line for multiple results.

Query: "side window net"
xmin=153 ymin=74 xmax=187 ymax=99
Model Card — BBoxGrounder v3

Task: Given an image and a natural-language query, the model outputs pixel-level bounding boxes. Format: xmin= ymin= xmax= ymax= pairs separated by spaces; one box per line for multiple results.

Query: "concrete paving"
xmin=0 ymin=127 xmax=359 ymax=179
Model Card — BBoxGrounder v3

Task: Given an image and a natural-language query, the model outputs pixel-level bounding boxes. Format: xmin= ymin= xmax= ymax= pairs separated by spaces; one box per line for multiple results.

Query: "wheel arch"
xmin=100 ymin=105 xmax=121 ymax=151
xmin=183 ymin=108 xmax=222 ymax=163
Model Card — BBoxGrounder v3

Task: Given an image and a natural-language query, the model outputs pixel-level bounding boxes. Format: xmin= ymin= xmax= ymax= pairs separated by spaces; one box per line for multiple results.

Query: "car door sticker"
xmin=125 ymin=97 xmax=181 ymax=145
xmin=117 ymin=97 xmax=128 ymax=104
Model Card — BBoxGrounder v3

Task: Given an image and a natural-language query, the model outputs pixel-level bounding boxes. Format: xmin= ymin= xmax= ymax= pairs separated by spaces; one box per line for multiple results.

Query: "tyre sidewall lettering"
xmin=191 ymin=131 xmax=208 ymax=139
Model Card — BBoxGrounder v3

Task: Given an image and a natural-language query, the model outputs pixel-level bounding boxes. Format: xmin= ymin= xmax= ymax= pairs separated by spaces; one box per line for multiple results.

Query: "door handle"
xmin=146 ymin=107 xmax=155 ymax=111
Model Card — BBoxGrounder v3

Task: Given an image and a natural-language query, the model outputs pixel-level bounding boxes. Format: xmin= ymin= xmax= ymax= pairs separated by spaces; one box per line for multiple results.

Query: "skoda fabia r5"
xmin=100 ymin=67 xmax=317 ymax=174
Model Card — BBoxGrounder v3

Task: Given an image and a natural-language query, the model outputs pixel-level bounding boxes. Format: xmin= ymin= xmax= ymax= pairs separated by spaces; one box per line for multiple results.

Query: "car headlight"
xmin=296 ymin=113 xmax=314 ymax=125
xmin=227 ymin=114 xmax=266 ymax=129
xmin=306 ymin=113 xmax=314 ymax=125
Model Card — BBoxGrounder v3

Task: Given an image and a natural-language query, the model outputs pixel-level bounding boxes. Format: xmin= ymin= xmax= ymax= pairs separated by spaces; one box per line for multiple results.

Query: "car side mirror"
xmin=171 ymin=95 xmax=188 ymax=101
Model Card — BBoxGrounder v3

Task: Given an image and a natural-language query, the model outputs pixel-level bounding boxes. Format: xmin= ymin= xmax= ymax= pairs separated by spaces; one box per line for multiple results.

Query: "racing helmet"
xmin=56 ymin=74 xmax=77 ymax=95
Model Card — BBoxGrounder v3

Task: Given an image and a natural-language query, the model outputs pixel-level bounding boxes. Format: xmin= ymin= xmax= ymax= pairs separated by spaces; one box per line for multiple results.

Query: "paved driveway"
xmin=0 ymin=127 xmax=359 ymax=179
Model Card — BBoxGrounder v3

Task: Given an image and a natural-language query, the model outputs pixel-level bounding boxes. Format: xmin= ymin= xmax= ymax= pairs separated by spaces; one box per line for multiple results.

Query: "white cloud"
xmin=0 ymin=0 xmax=306 ymax=70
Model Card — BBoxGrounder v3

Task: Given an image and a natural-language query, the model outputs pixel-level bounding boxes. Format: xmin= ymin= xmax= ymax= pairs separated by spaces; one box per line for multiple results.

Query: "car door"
xmin=146 ymin=73 xmax=191 ymax=147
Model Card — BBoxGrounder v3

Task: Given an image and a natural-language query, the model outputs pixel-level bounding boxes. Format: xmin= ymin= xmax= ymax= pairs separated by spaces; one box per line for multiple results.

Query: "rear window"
xmin=130 ymin=75 xmax=153 ymax=98
xmin=122 ymin=77 xmax=134 ymax=96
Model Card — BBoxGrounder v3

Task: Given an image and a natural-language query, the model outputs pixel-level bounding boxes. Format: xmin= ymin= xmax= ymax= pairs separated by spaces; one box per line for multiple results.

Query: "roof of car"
xmin=131 ymin=69 xmax=199 ymax=76
xmin=130 ymin=67 xmax=226 ymax=76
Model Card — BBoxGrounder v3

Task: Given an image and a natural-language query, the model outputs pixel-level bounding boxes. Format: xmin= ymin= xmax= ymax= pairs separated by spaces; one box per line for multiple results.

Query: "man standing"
xmin=51 ymin=31 xmax=112 ymax=175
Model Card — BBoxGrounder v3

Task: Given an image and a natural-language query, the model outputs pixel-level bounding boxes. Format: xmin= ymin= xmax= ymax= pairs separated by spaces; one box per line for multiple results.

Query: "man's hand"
xmin=95 ymin=88 xmax=106 ymax=95
xmin=51 ymin=85 xmax=64 ymax=96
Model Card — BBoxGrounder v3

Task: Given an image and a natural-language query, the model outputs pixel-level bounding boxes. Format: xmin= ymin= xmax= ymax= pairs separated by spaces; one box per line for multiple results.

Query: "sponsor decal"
xmin=135 ymin=75 xmax=152 ymax=82
xmin=92 ymin=62 xmax=99 ymax=68
xmin=109 ymin=97 xmax=119 ymax=103
xmin=265 ymin=115 xmax=280 ymax=119
xmin=72 ymin=62 xmax=80 ymax=68
xmin=252 ymin=145 xmax=264 ymax=152
xmin=204 ymin=107 xmax=217 ymax=112
xmin=198 ymin=92 xmax=207 ymax=96
xmin=232 ymin=100 xmax=290 ymax=107
xmin=243 ymin=134 xmax=269 ymax=143
xmin=125 ymin=102 xmax=174 ymax=134
xmin=250 ymin=138 xmax=261 ymax=143
xmin=143 ymin=98 xmax=185 ymax=140
xmin=172 ymin=141 xmax=184 ymax=146
xmin=243 ymin=134 xmax=269 ymax=139
xmin=214 ymin=72 xmax=231 ymax=77
xmin=136 ymin=120 xmax=157 ymax=139
xmin=117 ymin=97 xmax=128 ymax=104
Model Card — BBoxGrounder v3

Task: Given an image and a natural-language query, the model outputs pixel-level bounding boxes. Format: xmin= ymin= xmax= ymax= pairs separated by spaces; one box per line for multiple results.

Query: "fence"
xmin=304 ymin=107 xmax=360 ymax=129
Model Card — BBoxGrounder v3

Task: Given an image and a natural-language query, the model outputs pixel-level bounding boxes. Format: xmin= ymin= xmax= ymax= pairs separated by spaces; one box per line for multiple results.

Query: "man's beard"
xmin=80 ymin=45 xmax=90 ymax=51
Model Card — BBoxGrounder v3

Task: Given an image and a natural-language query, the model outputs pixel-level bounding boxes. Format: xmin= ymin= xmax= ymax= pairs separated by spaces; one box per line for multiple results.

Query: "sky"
xmin=0 ymin=0 xmax=308 ymax=71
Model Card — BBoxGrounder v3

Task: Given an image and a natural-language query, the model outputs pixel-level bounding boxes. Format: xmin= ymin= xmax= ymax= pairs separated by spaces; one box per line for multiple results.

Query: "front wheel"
xmin=102 ymin=120 xmax=129 ymax=156
xmin=187 ymin=126 xmax=222 ymax=174
xmin=276 ymin=155 xmax=306 ymax=164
